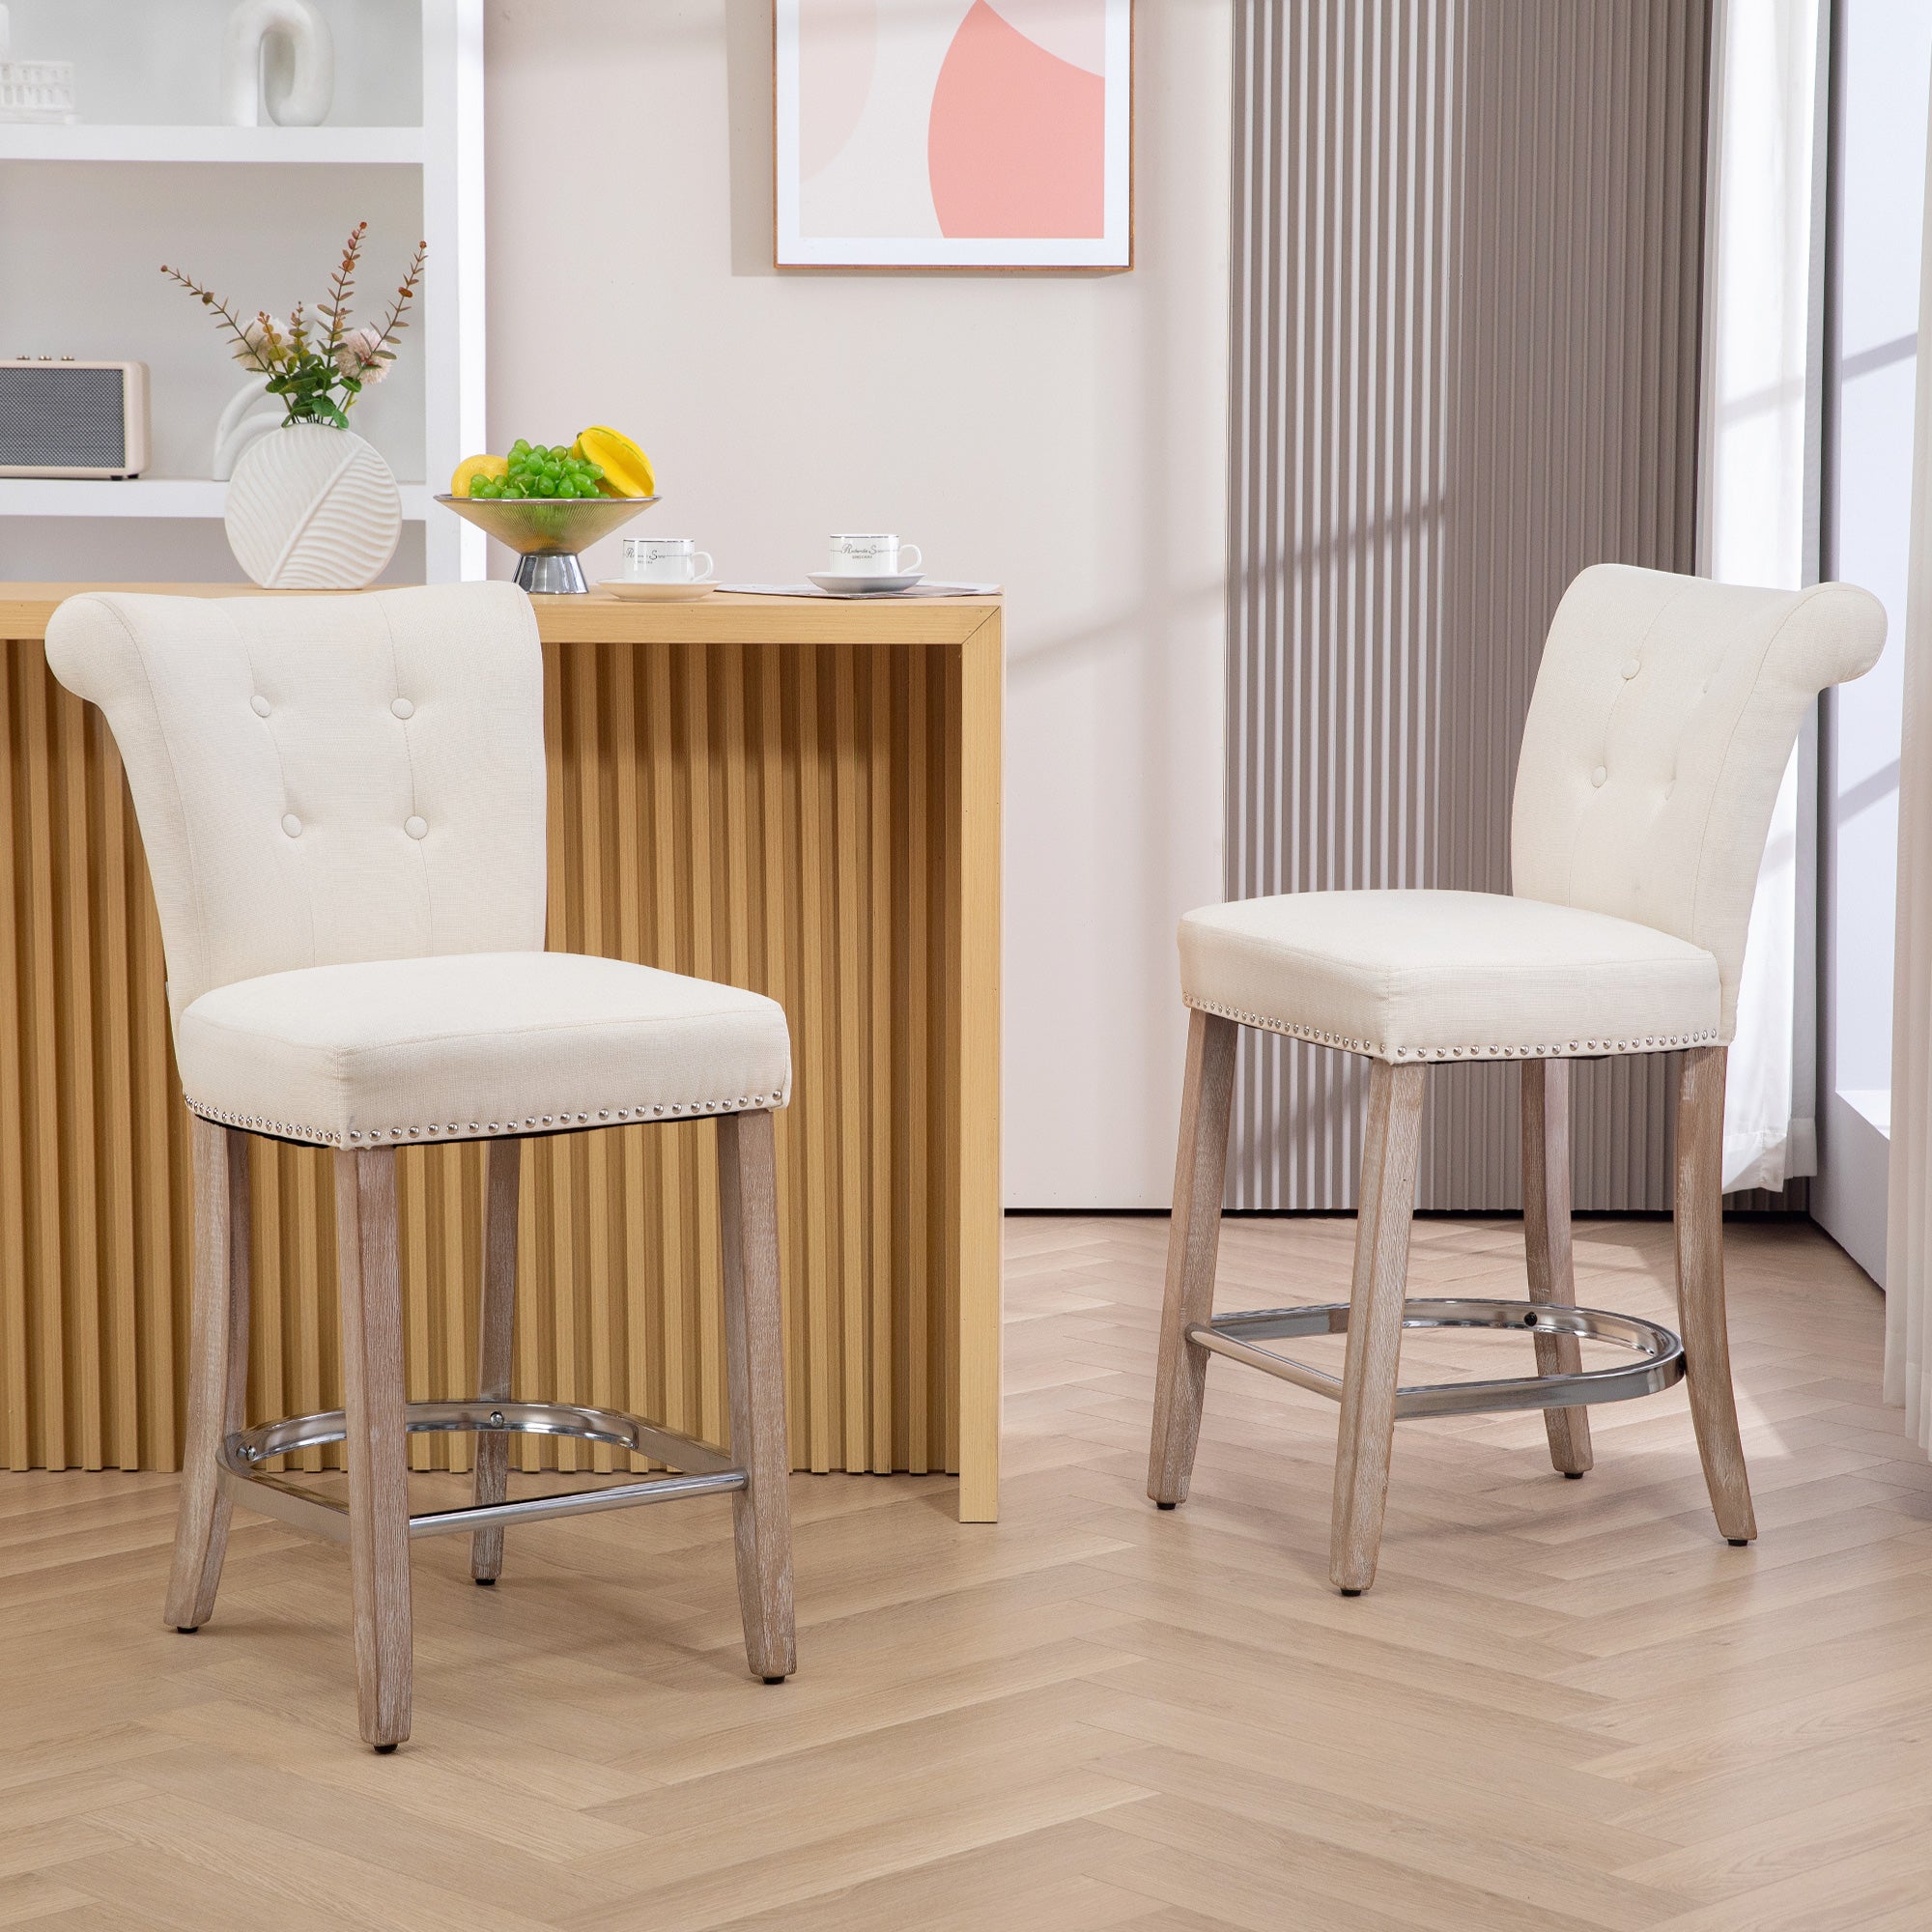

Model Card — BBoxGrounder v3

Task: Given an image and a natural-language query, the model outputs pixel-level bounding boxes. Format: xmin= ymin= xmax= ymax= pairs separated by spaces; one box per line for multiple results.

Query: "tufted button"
xmin=390 ymin=697 xmax=414 ymax=720
xmin=404 ymin=814 xmax=428 ymax=839
xmin=1591 ymin=766 xmax=1606 ymax=787
xmin=281 ymin=813 xmax=302 ymax=838
xmin=250 ymin=695 xmax=271 ymax=718
xmin=1620 ymin=658 xmax=1640 ymax=679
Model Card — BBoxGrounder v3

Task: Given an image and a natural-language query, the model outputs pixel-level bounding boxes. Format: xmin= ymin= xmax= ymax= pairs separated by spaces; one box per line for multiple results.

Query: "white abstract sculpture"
xmin=221 ymin=0 xmax=334 ymax=128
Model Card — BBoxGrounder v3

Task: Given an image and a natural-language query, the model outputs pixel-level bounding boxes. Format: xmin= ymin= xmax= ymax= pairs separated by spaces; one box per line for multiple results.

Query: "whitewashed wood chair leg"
xmin=1148 ymin=1009 xmax=1239 ymax=1508
xmin=334 ymin=1147 xmax=414 ymax=1749
xmin=1521 ymin=1059 xmax=1593 ymax=1478
xmin=470 ymin=1138 xmax=522 ymax=1584
xmin=718 ymin=1110 xmax=796 ymax=1682
xmin=1675 ymin=1044 xmax=1757 ymax=1545
xmin=1330 ymin=1060 xmax=1427 ymax=1594
xmin=164 ymin=1117 xmax=253 ymax=1633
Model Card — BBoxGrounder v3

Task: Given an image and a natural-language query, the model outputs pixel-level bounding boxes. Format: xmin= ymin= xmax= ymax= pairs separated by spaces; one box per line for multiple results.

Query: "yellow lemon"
xmin=574 ymin=426 xmax=656 ymax=498
xmin=450 ymin=452 xmax=508 ymax=497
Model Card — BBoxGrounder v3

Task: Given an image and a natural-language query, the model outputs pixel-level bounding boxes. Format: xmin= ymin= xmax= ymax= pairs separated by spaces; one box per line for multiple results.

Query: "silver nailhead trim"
xmin=185 ymin=1088 xmax=790 ymax=1148
xmin=1181 ymin=996 xmax=1719 ymax=1064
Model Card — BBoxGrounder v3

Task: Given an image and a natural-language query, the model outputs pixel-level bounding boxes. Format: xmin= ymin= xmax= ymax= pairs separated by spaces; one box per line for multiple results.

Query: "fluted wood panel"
xmin=0 ymin=611 xmax=999 ymax=1482
xmin=1226 ymin=0 xmax=1711 ymax=1211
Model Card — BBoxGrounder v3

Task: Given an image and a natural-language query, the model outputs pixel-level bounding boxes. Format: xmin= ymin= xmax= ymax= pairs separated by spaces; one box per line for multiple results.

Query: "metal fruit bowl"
xmin=435 ymin=492 xmax=660 ymax=594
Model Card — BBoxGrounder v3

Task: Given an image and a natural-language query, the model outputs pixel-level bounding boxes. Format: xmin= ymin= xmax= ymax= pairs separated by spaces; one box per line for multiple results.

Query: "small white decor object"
xmin=0 ymin=6 xmax=78 ymax=125
xmin=212 ymin=374 xmax=285 ymax=480
xmin=221 ymin=0 xmax=334 ymax=128
xmin=224 ymin=421 xmax=400 ymax=588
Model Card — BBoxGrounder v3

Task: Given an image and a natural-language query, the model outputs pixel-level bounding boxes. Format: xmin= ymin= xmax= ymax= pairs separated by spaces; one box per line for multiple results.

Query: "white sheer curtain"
xmin=1884 ymin=64 xmax=1932 ymax=1456
xmin=1696 ymin=0 xmax=1829 ymax=1191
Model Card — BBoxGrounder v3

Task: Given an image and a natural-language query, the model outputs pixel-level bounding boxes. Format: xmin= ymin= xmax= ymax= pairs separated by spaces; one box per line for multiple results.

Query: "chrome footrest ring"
xmin=217 ymin=1399 xmax=746 ymax=1546
xmin=1186 ymin=1296 xmax=1684 ymax=1418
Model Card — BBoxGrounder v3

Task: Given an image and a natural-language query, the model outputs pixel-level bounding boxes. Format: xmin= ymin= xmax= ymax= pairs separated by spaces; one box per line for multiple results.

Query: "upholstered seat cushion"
xmin=175 ymin=951 xmax=791 ymax=1147
xmin=1179 ymin=890 xmax=1722 ymax=1064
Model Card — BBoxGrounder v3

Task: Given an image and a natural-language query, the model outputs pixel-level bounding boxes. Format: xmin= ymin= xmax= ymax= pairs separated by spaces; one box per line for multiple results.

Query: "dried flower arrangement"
xmin=161 ymin=222 xmax=428 ymax=429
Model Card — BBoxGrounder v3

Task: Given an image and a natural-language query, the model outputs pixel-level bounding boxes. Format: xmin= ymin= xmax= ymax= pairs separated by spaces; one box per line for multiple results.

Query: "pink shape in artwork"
xmin=928 ymin=0 xmax=1106 ymax=240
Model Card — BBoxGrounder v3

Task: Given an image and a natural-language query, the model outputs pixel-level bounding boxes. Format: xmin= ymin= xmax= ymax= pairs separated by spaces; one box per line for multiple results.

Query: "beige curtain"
xmin=1883 ymin=60 xmax=1932 ymax=1456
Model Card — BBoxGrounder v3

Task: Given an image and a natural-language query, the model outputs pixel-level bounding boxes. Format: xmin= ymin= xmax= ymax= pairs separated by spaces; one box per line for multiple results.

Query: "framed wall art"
xmin=774 ymin=0 xmax=1133 ymax=270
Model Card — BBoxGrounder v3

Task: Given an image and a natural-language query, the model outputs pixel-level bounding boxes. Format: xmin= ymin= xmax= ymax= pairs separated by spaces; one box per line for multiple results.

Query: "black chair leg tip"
xmin=373 ymin=1743 xmax=399 ymax=1755
xmin=1155 ymin=1500 xmax=1177 ymax=1511
xmin=473 ymin=1576 xmax=497 ymax=1585
xmin=763 ymin=1675 xmax=786 ymax=1685
xmin=1564 ymin=1469 xmax=1586 ymax=1479
xmin=175 ymin=1625 xmax=199 ymax=1634
xmin=1728 ymin=1538 xmax=1750 ymax=1547
xmin=1339 ymin=1587 xmax=1363 ymax=1597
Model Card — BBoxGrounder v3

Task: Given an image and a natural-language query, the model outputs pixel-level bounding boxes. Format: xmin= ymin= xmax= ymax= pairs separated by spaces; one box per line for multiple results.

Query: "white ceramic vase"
xmin=224 ymin=423 xmax=401 ymax=589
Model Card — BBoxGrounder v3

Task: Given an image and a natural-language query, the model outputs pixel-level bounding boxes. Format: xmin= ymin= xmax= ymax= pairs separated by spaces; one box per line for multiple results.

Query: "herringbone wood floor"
xmin=4 ymin=1212 xmax=1930 ymax=1930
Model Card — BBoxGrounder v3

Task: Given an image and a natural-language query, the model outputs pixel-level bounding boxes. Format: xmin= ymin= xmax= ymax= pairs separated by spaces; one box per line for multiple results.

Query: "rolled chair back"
xmin=44 ymin=582 xmax=548 ymax=1026
xmin=1511 ymin=563 xmax=1885 ymax=1035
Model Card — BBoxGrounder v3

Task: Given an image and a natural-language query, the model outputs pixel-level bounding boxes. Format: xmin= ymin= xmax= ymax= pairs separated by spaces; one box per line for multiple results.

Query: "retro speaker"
xmin=0 ymin=359 xmax=150 ymax=478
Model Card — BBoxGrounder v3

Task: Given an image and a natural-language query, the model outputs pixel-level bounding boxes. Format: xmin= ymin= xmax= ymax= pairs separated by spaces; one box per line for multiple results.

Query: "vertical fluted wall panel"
xmin=1227 ymin=0 xmax=1711 ymax=1210
xmin=0 ymin=637 xmax=959 ymax=1476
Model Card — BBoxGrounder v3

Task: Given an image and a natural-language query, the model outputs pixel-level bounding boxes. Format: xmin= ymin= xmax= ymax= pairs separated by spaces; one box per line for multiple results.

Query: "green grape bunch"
xmin=468 ymin=440 xmax=608 ymax=499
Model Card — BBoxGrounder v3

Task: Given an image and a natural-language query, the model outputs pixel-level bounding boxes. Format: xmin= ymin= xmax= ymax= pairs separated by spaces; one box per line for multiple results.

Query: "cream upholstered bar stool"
xmin=46 ymin=582 xmax=796 ymax=1748
xmin=1148 ymin=564 xmax=1885 ymax=1595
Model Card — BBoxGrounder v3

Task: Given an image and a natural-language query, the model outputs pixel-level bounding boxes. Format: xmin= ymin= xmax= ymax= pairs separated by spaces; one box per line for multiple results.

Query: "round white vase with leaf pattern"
xmin=223 ymin=423 xmax=401 ymax=589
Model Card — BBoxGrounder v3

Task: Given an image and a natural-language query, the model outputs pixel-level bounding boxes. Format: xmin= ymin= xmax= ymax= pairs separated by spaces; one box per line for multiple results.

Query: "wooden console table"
xmin=0 ymin=585 xmax=1003 ymax=1521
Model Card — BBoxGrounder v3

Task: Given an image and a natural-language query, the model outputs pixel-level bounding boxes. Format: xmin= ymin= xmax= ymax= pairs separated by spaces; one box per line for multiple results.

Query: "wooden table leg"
xmin=953 ymin=616 xmax=1003 ymax=1523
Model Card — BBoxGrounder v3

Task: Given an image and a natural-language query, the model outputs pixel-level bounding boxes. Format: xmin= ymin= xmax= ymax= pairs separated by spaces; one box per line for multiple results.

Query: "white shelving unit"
xmin=0 ymin=0 xmax=483 ymax=582
xmin=0 ymin=124 xmax=426 ymax=164
xmin=0 ymin=478 xmax=432 ymax=519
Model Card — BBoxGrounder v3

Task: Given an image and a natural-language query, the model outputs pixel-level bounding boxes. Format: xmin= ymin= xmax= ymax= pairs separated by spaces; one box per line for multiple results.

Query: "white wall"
xmin=484 ymin=0 xmax=1232 ymax=1208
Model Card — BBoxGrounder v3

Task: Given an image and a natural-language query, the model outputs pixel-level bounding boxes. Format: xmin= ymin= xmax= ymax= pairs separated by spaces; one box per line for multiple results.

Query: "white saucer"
xmin=807 ymin=571 xmax=925 ymax=596
xmin=600 ymin=578 xmax=719 ymax=603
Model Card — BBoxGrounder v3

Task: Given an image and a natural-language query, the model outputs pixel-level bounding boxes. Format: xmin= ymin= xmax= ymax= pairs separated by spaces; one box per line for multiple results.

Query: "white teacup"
xmin=624 ymin=536 xmax=714 ymax=582
xmin=827 ymin=532 xmax=922 ymax=577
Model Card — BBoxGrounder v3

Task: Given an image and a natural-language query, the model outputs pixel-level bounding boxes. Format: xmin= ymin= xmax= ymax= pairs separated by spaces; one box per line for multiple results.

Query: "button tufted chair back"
xmin=45 ymin=583 xmax=548 ymax=1027
xmin=1511 ymin=564 xmax=1885 ymax=1037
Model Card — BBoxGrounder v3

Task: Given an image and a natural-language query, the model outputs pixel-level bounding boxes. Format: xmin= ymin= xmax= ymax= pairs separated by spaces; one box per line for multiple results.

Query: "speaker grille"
xmin=0 ymin=366 xmax=128 ymax=469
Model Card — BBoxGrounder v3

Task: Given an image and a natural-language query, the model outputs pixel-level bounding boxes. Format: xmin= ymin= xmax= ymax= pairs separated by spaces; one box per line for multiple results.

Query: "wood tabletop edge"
xmin=0 ymin=583 xmax=1004 ymax=646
